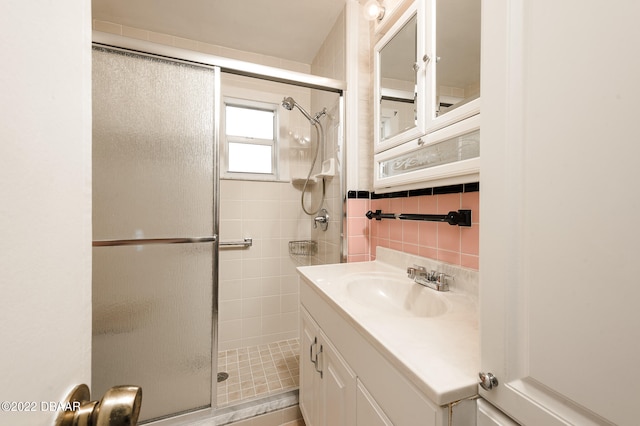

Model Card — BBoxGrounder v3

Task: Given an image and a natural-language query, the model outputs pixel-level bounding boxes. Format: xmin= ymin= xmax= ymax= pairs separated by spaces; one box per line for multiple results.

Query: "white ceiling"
xmin=92 ymin=0 xmax=347 ymax=65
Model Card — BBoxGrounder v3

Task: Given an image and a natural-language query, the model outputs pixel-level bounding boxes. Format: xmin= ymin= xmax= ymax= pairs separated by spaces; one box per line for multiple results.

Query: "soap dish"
xmin=315 ymin=158 xmax=336 ymax=178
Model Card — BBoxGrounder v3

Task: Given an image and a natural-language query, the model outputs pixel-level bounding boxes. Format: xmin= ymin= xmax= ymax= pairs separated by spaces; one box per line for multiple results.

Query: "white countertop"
xmin=297 ymin=250 xmax=480 ymax=406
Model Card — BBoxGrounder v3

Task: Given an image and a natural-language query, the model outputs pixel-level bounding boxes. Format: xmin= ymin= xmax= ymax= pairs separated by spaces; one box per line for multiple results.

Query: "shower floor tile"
xmin=217 ymin=338 xmax=300 ymax=407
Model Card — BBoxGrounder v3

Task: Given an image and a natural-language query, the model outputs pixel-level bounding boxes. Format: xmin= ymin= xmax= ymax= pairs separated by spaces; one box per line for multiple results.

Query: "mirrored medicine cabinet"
xmin=374 ymin=2 xmax=424 ymax=152
xmin=373 ymin=0 xmax=481 ymax=190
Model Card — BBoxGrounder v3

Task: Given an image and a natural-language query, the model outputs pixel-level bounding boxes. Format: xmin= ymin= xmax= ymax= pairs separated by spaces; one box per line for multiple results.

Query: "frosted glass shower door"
xmin=92 ymin=47 xmax=218 ymax=422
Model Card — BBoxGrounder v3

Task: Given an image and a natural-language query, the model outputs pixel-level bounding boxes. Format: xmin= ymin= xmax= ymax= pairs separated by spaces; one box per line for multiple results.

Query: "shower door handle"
xmin=93 ymin=235 xmax=217 ymax=247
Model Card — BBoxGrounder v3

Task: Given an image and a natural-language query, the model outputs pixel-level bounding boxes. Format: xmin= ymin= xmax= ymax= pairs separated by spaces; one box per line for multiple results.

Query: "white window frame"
xmin=222 ymin=97 xmax=279 ymax=181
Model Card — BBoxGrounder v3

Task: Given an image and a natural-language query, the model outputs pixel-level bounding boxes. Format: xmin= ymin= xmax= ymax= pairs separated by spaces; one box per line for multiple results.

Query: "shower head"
xmin=282 ymin=96 xmax=295 ymax=111
xmin=282 ymin=96 xmax=315 ymax=123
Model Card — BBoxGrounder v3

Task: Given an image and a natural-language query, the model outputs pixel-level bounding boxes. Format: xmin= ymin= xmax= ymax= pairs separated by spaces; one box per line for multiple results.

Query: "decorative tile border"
xmin=346 ymin=183 xmax=480 ymax=270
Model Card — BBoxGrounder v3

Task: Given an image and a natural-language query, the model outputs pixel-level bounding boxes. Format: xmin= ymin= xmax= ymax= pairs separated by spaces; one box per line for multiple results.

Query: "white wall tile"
xmin=219 ymin=279 xmax=242 ymax=301
xmin=281 ymin=294 xmax=298 ymax=313
xmin=242 ymin=317 xmax=262 ymax=339
xmin=93 ymin=19 xmax=121 ymax=35
xmin=262 ymin=314 xmax=282 ymax=335
xmin=219 ymin=320 xmax=242 ymax=343
xmin=242 ymin=297 xmax=262 ymax=319
xmin=262 ymin=295 xmax=281 ymax=316
xmin=121 ymin=25 xmax=148 ymax=41
xmin=219 ymin=219 xmax=242 ymax=241
xmin=220 ymin=300 xmax=243 ymax=321
xmin=147 ymin=30 xmax=173 ymax=46
xmin=220 ymin=259 xmax=242 ymax=281
xmin=242 ymin=278 xmax=262 ymax=298
xmin=261 ymin=257 xmax=281 ymax=278
xmin=280 ymin=276 xmax=299 ymax=295
xmin=241 ymin=258 xmax=262 ymax=279
xmin=261 ymin=277 xmax=281 ymax=297
xmin=220 ymin=199 xmax=242 ymax=221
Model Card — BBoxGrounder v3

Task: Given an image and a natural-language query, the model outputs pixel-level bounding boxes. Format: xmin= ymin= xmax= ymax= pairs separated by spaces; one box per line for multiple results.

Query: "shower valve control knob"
xmin=313 ymin=208 xmax=330 ymax=231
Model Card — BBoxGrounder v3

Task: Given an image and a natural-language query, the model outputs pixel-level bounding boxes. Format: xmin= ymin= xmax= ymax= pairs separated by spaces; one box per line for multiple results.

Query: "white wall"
xmin=0 ymin=2 xmax=92 ymax=425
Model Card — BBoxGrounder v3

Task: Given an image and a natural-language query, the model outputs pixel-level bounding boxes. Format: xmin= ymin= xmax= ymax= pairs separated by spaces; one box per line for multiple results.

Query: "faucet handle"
xmin=407 ymin=266 xmax=416 ymax=279
xmin=407 ymin=265 xmax=426 ymax=279
xmin=436 ymin=272 xmax=452 ymax=284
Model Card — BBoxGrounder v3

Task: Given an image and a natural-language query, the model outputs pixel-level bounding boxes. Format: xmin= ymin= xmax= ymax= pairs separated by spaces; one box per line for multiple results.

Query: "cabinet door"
xmin=300 ymin=308 xmax=322 ymax=426
xmin=424 ymin=0 xmax=481 ymax=135
xmin=374 ymin=2 xmax=426 ymax=154
xmin=374 ymin=116 xmax=480 ymax=190
xmin=356 ymin=380 xmax=393 ymax=426
xmin=481 ymin=0 xmax=640 ymax=425
xmin=477 ymin=399 xmax=519 ymax=426
xmin=319 ymin=329 xmax=356 ymax=426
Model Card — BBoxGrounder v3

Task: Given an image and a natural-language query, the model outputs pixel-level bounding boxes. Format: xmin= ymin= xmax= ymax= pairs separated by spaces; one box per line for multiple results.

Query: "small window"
xmin=223 ymin=98 xmax=278 ymax=179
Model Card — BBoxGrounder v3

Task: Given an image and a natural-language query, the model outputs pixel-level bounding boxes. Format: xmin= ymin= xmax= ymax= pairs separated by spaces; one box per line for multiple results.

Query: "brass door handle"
xmin=57 ymin=384 xmax=142 ymax=426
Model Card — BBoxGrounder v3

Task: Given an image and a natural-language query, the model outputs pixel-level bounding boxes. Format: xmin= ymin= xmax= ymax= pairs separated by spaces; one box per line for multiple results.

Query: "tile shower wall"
xmin=215 ymin=72 xmax=315 ymax=352
xmin=219 ymin=180 xmax=309 ymax=351
xmin=217 ymin=69 xmax=321 ymax=352
xmin=309 ymin=9 xmax=346 ymax=265
xmin=347 ymin=187 xmax=480 ymax=270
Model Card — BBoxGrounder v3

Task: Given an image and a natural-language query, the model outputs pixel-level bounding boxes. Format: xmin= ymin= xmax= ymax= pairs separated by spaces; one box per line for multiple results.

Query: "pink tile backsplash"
xmin=346 ymin=190 xmax=480 ymax=270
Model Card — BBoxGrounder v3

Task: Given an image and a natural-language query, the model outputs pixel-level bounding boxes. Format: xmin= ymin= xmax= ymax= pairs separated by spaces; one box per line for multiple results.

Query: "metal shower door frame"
xmin=91 ymin=44 xmax=222 ymax=423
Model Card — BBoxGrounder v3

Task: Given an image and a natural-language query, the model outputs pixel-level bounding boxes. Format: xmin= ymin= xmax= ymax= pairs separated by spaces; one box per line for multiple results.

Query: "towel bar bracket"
xmin=219 ymin=237 xmax=253 ymax=248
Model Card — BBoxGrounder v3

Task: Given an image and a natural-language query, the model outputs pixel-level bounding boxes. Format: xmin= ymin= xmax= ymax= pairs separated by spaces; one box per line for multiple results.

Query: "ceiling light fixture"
xmin=363 ymin=0 xmax=386 ymax=22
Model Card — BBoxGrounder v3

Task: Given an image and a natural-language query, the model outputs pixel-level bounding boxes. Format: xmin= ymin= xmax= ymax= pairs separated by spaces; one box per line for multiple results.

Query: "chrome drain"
xmin=217 ymin=372 xmax=229 ymax=382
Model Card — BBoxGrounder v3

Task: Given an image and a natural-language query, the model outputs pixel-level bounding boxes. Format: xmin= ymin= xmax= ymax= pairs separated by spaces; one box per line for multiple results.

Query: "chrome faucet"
xmin=406 ymin=265 xmax=451 ymax=291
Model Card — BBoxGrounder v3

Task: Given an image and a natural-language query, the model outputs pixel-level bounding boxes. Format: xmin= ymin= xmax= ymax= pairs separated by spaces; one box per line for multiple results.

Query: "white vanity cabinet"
xmin=300 ymin=306 xmax=399 ymax=426
xmin=298 ymin=264 xmax=478 ymax=426
xmin=480 ymin=0 xmax=640 ymax=425
xmin=300 ymin=307 xmax=356 ymax=426
xmin=356 ymin=380 xmax=394 ymax=426
xmin=373 ymin=0 xmax=481 ymax=191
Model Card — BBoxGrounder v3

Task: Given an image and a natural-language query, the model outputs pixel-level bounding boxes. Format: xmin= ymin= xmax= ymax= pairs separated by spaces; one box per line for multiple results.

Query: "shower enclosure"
xmin=92 ymin=38 xmax=344 ymax=424
xmin=92 ymin=47 xmax=219 ymax=422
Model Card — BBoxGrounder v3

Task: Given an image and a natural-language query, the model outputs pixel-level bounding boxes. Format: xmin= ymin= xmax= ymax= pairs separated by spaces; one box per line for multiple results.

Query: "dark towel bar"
xmin=365 ymin=209 xmax=472 ymax=227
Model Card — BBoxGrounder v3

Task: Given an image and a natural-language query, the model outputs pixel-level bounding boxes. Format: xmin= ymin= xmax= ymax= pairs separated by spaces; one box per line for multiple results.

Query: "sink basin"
xmin=342 ymin=272 xmax=449 ymax=318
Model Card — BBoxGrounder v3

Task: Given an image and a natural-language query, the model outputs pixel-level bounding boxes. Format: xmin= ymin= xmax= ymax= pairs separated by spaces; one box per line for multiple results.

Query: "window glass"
xmin=228 ymin=142 xmax=273 ymax=174
xmin=225 ymin=106 xmax=274 ymax=139
xmin=223 ymin=99 xmax=278 ymax=179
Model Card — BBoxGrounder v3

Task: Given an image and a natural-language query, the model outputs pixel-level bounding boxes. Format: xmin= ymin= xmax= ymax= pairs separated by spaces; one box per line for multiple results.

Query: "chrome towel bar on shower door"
xmin=93 ymin=236 xmax=218 ymax=247
xmin=93 ymin=236 xmax=253 ymax=248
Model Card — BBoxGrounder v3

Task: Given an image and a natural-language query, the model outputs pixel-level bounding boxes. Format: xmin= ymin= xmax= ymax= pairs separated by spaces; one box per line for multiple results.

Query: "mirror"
xmin=434 ymin=0 xmax=481 ymax=117
xmin=379 ymin=14 xmax=417 ymax=142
